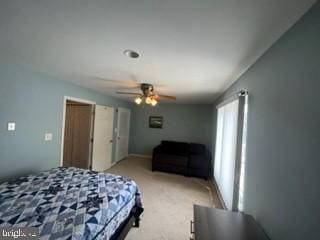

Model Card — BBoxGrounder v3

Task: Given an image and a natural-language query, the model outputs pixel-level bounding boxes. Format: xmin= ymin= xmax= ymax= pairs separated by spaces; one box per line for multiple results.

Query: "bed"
xmin=0 ymin=167 xmax=143 ymax=240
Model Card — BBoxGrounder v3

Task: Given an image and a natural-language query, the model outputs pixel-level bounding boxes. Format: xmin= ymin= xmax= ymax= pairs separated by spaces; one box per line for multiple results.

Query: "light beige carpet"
xmin=106 ymin=156 xmax=222 ymax=240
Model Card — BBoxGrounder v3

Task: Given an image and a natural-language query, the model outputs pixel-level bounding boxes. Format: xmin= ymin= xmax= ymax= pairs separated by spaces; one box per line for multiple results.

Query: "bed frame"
xmin=109 ymin=205 xmax=144 ymax=240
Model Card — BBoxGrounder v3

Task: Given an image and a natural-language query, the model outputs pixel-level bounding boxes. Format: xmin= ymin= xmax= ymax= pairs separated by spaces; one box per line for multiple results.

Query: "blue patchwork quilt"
xmin=0 ymin=167 xmax=142 ymax=240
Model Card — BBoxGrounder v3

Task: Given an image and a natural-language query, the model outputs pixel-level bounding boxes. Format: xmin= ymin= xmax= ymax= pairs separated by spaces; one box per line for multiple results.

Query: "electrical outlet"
xmin=8 ymin=122 xmax=16 ymax=131
xmin=45 ymin=133 xmax=53 ymax=141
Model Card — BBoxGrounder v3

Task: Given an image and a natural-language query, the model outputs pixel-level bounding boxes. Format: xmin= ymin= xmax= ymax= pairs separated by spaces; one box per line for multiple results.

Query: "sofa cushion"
xmin=190 ymin=143 xmax=205 ymax=155
xmin=161 ymin=141 xmax=189 ymax=156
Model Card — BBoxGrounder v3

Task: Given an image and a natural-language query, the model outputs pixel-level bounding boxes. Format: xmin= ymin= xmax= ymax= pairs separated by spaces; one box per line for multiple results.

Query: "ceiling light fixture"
xmin=145 ymin=97 xmax=152 ymax=104
xmin=123 ymin=49 xmax=140 ymax=58
xmin=151 ymin=99 xmax=158 ymax=106
xmin=134 ymin=97 xmax=142 ymax=105
xmin=134 ymin=96 xmax=157 ymax=106
xmin=116 ymin=83 xmax=176 ymax=106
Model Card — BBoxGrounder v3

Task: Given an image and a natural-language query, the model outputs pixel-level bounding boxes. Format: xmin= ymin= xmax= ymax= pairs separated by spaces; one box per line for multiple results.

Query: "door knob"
xmin=109 ymin=140 xmax=113 ymax=143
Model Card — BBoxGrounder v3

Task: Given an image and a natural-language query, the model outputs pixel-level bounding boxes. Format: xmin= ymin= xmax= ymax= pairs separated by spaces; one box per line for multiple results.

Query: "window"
xmin=214 ymin=92 xmax=247 ymax=211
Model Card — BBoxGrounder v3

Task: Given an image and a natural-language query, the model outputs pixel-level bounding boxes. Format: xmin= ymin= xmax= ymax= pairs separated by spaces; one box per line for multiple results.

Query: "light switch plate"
xmin=8 ymin=122 xmax=16 ymax=131
xmin=45 ymin=133 xmax=53 ymax=141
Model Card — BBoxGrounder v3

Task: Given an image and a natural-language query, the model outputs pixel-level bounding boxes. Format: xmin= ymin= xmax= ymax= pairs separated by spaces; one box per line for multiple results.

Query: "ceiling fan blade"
xmin=156 ymin=94 xmax=177 ymax=100
xmin=116 ymin=91 xmax=142 ymax=96
xmin=92 ymin=77 xmax=141 ymax=87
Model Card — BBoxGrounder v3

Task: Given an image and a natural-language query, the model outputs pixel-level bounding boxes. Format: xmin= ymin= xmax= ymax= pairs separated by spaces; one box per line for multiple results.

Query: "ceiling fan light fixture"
xmin=151 ymin=99 xmax=158 ymax=106
xmin=115 ymin=83 xmax=176 ymax=106
xmin=145 ymin=97 xmax=152 ymax=104
xmin=134 ymin=97 xmax=142 ymax=105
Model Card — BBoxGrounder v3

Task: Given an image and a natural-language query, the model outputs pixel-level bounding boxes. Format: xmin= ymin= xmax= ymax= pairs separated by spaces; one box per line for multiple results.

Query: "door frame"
xmin=60 ymin=96 xmax=96 ymax=167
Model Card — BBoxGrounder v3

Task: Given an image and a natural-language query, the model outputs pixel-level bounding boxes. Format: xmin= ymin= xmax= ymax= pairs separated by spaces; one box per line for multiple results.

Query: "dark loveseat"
xmin=152 ymin=140 xmax=211 ymax=179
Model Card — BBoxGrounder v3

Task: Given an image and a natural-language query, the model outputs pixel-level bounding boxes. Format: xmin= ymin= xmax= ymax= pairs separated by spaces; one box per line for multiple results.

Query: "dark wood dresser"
xmin=191 ymin=205 xmax=270 ymax=240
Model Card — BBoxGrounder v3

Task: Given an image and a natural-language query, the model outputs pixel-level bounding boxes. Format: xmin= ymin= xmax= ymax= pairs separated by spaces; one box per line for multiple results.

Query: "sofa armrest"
xmin=189 ymin=148 xmax=211 ymax=167
xmin=189 ymin=154 xmax=208 ymax=169
xmin=152 ymin=145 xmax=163 ymax=158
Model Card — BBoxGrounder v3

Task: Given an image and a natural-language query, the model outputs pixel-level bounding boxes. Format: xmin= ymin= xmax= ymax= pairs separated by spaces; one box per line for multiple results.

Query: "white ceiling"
xmin=0 ymin=0 xmax=316 ymax=103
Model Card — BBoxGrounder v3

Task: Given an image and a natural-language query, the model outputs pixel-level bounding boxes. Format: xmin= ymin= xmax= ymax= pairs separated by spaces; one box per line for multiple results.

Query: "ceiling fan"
xmin=116 ymin=83 xmax=176 ymax=106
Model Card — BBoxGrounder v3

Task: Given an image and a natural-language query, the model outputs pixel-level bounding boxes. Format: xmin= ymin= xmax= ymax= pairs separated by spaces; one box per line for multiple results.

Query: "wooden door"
xmin=63 ymin=103 xmax=92 ymax=169
xmin=63 ymin=105 xmax=75 ymax=167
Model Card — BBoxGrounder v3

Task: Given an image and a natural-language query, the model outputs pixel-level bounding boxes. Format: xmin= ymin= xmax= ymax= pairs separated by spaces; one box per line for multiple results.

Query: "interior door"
xmin=73 ymin=105 xmax=93 ymax=169
xmin=92 ymin=105 xmax=114 ymax=171
xmin=115 ymin=108 xmax=131 ymax=162
xmin=63 ymin=104 xmax=75 ymax=168
xmin=63 ymin=103 xmax=92 ymax=169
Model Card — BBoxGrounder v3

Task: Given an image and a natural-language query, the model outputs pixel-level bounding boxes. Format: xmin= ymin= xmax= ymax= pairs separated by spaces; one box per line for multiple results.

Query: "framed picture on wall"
xmin=149 ymin=116 xmax=163 ymax=129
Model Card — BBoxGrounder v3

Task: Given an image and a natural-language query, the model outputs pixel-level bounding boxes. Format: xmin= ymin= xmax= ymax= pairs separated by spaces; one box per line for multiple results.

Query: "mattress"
xmin=0 ymin=167 xmax=142 ymax=240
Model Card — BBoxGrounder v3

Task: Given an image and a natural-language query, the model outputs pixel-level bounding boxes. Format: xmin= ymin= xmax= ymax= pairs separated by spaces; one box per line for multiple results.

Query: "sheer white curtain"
xmin=214 ymin=99 xmax=239 ymax=210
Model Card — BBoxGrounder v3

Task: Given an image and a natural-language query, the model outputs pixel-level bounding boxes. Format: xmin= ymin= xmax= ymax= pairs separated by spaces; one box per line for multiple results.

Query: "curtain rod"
xmin=216 ymin=90 xmax=248 ymax=109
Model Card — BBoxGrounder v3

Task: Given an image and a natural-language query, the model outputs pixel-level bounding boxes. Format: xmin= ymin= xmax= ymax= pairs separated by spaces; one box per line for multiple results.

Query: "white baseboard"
xmin=129 ymin=153 xmax=152 ymax=159
xmin=211 ymin=177 xmax=227 ymax=210
xmin=110 ymin=161 xmax=118 ymax=167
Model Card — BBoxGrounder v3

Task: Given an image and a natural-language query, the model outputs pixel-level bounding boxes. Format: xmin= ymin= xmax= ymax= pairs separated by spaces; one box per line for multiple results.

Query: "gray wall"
xmin=211 ymin=2 xmax=320 ymax=240
xmin=130 ymin=104 xmax=212 ymax=155
xmin=0 ymin=62 xmax=132 ymax=181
